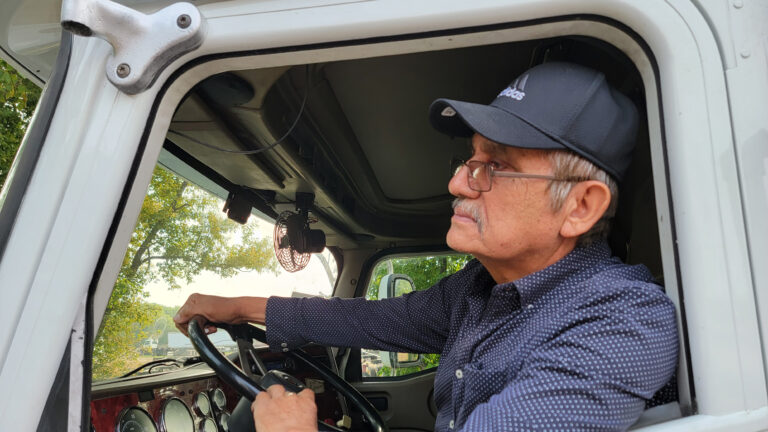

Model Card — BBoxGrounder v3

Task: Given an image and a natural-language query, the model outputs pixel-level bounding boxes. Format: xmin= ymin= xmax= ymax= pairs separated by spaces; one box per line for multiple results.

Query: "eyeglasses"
xmin=450 ymin=158 xmax=585 ymax=192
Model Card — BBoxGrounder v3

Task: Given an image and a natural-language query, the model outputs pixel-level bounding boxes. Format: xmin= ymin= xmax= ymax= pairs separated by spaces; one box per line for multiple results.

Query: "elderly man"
xmin=175 ymin=61 xmax=678 ymax=431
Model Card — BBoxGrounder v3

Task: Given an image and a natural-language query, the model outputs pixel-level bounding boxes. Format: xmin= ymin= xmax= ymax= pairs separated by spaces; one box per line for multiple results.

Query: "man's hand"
xmin=252 ymin=385 xmax=318 ymax=432
xmin=173 ymin=294 xmax=268 ymax=336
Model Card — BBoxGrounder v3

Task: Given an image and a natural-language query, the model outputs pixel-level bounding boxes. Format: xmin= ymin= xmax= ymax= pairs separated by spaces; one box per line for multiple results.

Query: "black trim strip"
xmin=164 ymin=140 xmax=279 ymax=219
xmin=85 ymin=12 xmax=693 ymax=416
xmin=0 ymin=45 xmax=45 ymax=85
xmin=0 ymin=32 xmax=72 ymax=263
xmin=82 ymin=280 xmax=93 ymax=432
xmin=655 ymin=69 xmax=696 ymax=412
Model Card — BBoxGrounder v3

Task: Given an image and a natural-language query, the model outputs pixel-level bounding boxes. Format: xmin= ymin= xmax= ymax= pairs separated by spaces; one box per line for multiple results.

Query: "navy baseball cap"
xmin=429 ymin=62 xmax=639 ymax=181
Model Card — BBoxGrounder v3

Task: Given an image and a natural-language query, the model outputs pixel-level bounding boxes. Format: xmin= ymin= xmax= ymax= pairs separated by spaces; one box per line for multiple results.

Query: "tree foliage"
xmin=93 ymin=167 xmax=277 ymax=379
xmin=0 ymin=59 xmax=41 ymax=186
xmin=366 ymin=254 xmax=472 ymax=300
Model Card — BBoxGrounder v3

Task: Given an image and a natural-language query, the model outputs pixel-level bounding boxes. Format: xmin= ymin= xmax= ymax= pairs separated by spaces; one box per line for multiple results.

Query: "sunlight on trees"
xmin=92 ymin=167 xmax=277 ymax=379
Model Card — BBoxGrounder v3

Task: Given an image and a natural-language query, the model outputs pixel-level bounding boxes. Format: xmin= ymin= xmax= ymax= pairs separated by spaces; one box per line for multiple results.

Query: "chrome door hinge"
xmin=61 ymin=0 xmax=207 ymax=95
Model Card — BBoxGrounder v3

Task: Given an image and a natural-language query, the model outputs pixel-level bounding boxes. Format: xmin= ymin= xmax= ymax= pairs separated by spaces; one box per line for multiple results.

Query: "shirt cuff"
xmin=265 ymin=296 xmax=308 ymax=352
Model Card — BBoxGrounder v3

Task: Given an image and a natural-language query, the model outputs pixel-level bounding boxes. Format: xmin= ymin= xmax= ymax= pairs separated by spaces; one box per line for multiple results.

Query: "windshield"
xmin=93 ymin=165 xmax=337 ymax=381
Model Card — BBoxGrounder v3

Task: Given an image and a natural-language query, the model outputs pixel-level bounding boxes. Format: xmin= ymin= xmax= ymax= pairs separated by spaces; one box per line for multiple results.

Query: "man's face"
xmin=446 ymin=134 xmax=565 ymax=273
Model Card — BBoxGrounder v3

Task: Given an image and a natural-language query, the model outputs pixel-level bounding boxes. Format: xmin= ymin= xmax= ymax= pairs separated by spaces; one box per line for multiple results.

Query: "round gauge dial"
xmin=117 ymin=407 xmax=157 ymax=432
xmin=160 ymin=397 xmax=194 ymax=432
xmin=211 ymin=389 xmax=226 ymax=412
xmin=199 ymin=418 xmax=218 ymax=432
xmin=217 ymin=412 xmax=230 ymax=432
xmin=193 ymin=392 xmax=211 ymax=417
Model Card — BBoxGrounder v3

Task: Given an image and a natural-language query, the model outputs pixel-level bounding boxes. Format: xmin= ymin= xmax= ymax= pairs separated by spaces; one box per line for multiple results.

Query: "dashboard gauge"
xmin=117 ymin=407 xmax=157 ymax=432
xmin=211 ymin=389 xmax=226 ymax=412
xmin=199 ymin=418 xmax=218 ymax=432
xmin=217 ymin=412 xmax=230 ymax=432
xmin=160 ymin=398 xmax=194 ymax=432
xmin=193 ymin=392 xmax=211 ymax=417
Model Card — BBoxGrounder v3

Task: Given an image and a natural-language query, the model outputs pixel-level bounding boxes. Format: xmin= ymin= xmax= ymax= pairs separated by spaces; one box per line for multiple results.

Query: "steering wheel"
xmin=187 ymin=318 xmax=388 ymax=432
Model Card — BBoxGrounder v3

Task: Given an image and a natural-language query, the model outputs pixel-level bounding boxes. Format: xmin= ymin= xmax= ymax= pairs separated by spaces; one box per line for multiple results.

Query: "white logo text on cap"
xmin=498 ymin=87 xmax=525 ymax=101
xmin=498 ymin=74 xmax=529 ymax=101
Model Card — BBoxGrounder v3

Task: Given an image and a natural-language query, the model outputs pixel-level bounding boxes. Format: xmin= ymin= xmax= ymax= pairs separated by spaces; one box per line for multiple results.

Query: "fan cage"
xmin=273 ymin=211 xmax=312 ymax=272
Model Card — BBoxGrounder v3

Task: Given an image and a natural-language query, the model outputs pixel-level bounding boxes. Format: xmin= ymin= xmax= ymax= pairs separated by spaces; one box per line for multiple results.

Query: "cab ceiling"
xmin=165 ymin=37 xmax=639 ymax=248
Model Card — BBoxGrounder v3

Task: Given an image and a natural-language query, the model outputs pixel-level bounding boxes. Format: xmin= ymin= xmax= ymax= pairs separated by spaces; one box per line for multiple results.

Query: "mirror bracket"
xmin=61 ymin=0 xmax=206 ymax=94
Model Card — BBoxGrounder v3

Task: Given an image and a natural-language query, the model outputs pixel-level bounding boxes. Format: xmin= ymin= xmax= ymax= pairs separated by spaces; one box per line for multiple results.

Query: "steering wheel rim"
xmin=187 ymin=318 xmax=262 ymax=400
xmin=187 ymin=318 xmax=388 ymax=432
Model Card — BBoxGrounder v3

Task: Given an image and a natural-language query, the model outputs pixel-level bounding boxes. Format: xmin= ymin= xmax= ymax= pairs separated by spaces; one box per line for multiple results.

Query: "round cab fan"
xmin=273 ymin=193 xmax=326 ymax=272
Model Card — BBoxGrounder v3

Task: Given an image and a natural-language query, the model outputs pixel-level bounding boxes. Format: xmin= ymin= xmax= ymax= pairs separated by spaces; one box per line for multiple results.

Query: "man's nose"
xmin=448 ymin=166 xmax=481 ymax=199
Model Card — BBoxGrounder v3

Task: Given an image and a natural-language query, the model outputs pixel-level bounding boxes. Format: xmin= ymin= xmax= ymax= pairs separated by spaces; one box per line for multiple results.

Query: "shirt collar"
xmin=498 ymin=241 xmax=612 ymax=307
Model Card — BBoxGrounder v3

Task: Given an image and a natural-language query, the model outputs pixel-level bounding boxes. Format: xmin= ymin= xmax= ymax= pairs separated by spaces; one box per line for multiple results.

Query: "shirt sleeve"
xmin=460 ymin=284 xmax=679 ymax=431
xmin=265 ymin=273 xmax=463 ymax=353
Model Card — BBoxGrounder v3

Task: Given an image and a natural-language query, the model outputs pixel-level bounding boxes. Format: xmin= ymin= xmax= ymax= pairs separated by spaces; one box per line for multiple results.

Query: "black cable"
xmin=120 ymin=359 xmax=181 ymax=378
xmin=147 ymin=362 xmax=181 ymax=374
xmin=168 ymin=65 xmax=310 ymax=155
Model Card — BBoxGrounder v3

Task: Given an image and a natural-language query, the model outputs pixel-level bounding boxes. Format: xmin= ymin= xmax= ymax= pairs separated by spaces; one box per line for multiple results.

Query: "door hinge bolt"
xmin=177 ymin=14 xmax=191 ymax=29
xmin=116 ymin=63 xmax=131 ymax=78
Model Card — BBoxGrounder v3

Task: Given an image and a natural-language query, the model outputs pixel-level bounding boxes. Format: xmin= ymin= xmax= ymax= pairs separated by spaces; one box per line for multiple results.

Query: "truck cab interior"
xmin=82 ymin=31 xmax=686 ymax=432
xmin=5 ymin=0 xmax=768 ymax=429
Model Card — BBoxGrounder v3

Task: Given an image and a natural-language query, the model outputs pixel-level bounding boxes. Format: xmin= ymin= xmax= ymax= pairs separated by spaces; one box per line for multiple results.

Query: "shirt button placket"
xmin=451 ymin=369 xmax=463 ymax=430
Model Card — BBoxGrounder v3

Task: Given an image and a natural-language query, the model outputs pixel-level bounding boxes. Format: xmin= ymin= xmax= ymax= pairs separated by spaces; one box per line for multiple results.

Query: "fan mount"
xmin=273 ymin=193 xmax=326 ymax=272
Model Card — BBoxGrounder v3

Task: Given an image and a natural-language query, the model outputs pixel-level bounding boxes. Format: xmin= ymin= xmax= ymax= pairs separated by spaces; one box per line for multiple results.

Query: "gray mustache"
xmin=452 ymin=199 xmax=485 ymax=232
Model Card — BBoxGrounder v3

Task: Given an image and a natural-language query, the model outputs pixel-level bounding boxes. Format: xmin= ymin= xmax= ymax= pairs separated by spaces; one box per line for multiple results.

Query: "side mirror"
xmin=386 ymin=351 xmax=420 ymax=369
xmin=377 ymin=274 xmax=421 ymax=370
xmin=378 ymin=273 xmax=415 ymax=299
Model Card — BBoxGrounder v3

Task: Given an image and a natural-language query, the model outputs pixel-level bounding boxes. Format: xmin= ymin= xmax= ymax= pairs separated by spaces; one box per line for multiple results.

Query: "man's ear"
xmin=559 ymin=181 xmax=611 ymax=240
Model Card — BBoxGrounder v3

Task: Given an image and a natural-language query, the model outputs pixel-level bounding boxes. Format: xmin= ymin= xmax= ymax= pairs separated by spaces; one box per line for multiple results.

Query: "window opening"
xmin=361 ymin=254 xmax=471 ymax=378
xmin=92 ymin=164 xmax=336 ymax=381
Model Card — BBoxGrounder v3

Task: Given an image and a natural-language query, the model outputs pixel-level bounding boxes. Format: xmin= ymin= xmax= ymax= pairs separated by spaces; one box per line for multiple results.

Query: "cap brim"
xmin=429 ymin=98 xmax=566 ymax=151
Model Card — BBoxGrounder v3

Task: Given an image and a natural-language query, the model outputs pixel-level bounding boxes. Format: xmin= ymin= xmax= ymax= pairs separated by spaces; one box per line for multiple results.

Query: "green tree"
xmin=366 ymin=254 xmax=472 ymax=300
xmin=92 ymin=167 xmax=277 ymax=379
xmin=0 ymin=59 xmax=41 ymax=186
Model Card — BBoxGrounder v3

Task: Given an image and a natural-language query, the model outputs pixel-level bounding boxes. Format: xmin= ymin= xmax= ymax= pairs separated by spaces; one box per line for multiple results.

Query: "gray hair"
xmin=545 ymin=150 xmax=618 ymax=247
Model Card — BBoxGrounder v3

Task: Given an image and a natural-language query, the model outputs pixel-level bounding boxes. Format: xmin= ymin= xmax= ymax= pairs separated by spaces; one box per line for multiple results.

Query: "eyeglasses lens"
xmin=467 ymin=161 xmax=491 ymax=191
xmin=451 ymin=159 xmax=492 ymax=192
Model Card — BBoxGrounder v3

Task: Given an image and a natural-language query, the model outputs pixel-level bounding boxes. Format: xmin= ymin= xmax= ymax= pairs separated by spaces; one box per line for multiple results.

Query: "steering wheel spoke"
xmin=188 ymin=318 xmax=388 ymax=432
xmin=188 ymin=318 xmax=263 ymax=400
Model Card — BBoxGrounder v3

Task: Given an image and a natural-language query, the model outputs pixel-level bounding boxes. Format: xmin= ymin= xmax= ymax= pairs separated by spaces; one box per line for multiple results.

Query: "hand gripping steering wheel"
xmin=187 ymin=318 xmax=388 ymax=432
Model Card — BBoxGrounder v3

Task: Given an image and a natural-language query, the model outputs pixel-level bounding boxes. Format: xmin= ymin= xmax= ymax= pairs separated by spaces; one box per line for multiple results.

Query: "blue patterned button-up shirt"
xmin=266 ymin=242 xmax=678 ymax=431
